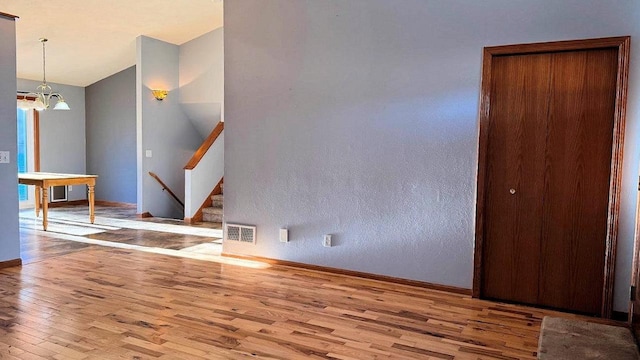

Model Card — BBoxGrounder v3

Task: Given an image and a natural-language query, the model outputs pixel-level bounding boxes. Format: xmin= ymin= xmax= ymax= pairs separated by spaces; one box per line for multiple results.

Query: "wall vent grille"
xmin=225 ymin=224 xmax=256 ymax=244
xmin=50 ymin=186 xmax=68 ymax=203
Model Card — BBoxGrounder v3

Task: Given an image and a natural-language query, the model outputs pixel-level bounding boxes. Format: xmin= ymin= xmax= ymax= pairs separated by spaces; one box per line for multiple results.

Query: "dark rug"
xmin=538 ymin=317 xmax=640 ymax=359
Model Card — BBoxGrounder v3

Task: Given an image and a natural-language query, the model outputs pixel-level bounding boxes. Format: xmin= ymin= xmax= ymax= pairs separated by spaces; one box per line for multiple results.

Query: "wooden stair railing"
xmin=148 ymin=172 xmax=184 ymax=208
xmin=184 ymin=121 xmax=224 ymax=170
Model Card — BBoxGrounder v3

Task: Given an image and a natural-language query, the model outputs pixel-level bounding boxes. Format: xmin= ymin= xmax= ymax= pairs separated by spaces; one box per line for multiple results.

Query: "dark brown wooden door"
xmin=481 ymin=48 xmax=618 ymax=315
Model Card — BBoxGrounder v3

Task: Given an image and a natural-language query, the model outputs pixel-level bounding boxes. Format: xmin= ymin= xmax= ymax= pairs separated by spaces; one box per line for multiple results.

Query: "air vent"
xmin=50 ymin=185 xmax=68 ymax=203
xmin=225 ymin=224 xmax=256 ymax=244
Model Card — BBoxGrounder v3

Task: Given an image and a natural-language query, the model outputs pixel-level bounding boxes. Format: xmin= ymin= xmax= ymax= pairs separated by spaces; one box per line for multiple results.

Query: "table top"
xmin=18 ymin=172 xmax=98 ymax=180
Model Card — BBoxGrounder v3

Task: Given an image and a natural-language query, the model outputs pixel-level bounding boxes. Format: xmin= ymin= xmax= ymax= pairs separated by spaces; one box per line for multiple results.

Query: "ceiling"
xmin=3 ymin=0 xmax=223 ymax=87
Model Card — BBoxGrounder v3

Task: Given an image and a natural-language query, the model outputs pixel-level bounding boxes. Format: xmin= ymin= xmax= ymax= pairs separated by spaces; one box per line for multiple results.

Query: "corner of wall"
xmin=0 ymin=16 xmax=20 ymax=262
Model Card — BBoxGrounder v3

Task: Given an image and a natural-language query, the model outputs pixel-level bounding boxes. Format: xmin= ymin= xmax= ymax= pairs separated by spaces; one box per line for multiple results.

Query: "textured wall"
xmin=17 ymin=78 xmax=87 ymax=202
xmin=86 ymin=66 xmax=136 ymax=203
xmin=0 ymin=15 xmax=20 ymax=262
xmin=179 ymin=27 xmax=224 ymax=138
xmin=136 ymin=36 xmax=202 ymax=219
xmin=224 ymin=0 xmax=640 ymax=311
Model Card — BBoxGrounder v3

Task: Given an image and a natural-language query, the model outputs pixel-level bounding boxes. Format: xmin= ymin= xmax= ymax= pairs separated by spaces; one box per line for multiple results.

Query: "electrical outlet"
xmin=279 ymin=228 xmax=288 ymax=243
xmin=0 ymin=151 xmax=9 ymax=164
xmin=68 ymin=185 xmax=73 ymax=192
xmin=323 ymin=234 xmax=332 ymax=247
xmin=145 ymin=150 xmax=153 ymax=158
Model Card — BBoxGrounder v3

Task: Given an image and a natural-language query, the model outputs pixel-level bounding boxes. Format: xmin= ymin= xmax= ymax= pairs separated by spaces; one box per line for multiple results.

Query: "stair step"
xmin=211 ymin=194 xmax=223 ymax=207
xmin=202 ymin=206 xmax=223 ymax=223
xmin=203 ymin=213 xmax=222 ymax=223
xmin=203 ymin=207 xmax=223 ymax=215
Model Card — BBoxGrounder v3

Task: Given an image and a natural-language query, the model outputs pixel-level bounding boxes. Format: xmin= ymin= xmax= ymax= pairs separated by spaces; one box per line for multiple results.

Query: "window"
xmin=16 ymin=106 xmax=38 ymax=208
xmin=17 ymin=108 xmax=29 ymax=201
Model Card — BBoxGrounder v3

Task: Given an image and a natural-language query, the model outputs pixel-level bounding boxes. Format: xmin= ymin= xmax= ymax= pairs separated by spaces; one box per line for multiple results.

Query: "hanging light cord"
xmin=41 ymin=38 xmax=47 ymax=85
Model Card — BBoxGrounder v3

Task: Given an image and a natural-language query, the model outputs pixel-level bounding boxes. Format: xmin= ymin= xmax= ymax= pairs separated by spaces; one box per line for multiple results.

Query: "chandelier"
xmin=17 ymin=38 xmax=70 ymax=111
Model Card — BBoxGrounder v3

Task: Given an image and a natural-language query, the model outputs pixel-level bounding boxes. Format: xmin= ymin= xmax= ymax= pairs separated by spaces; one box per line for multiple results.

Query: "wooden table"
xmin=18 ymin=172 xmax=98 ymax=231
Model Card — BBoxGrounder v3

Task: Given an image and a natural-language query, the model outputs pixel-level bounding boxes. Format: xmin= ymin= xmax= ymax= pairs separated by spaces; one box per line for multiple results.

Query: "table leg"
xmin=88 ymin=185 xmax=95 ymax=224
xmin=42 ymin=187 xmax=49 ymax=231
xmin=35 ymin=185 xmax=41 ymax=218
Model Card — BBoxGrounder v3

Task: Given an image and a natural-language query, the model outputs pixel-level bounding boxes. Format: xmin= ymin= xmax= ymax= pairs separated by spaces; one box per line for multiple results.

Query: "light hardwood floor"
xmin=1 ymin=219 xmax=616 ymax=359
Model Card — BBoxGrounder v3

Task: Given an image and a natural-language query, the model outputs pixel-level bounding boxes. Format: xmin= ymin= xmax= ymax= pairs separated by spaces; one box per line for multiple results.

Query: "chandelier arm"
xmin=49 ymin=93 xmax=65 ymax=101
xmin=19 ymin=92 xmax=40 ymax=99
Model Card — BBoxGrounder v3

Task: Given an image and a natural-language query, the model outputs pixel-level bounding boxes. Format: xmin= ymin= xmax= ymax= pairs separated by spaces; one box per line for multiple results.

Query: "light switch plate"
xmin=145 ymin=150 xmax=152 ymax=158
xmin=0 ymin=151 xmax=9 ymax=164
xmin=279 ymin=228 xmax=289 ymax=243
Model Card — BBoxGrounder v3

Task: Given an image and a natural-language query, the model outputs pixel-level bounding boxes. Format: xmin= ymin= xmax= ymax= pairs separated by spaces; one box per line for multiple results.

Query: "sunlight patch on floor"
xmin=19 ymin=218 xmax=110 ymax=236
xmin=21 ymin=228 xmax=269 ymax=268
xmin=93 ymin=216 xmax=223 ymax=238
xmin=20 ymin=209 xmax=222 ymax=238
xmin=181 ymin=241 xmax=223 ymax=254
xmin=16 ymin=207 xmax=249 ymax=266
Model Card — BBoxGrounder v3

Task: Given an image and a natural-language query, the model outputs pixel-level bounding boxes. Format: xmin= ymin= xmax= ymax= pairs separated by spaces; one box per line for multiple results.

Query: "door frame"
xmin=473 ymin=36 xmax=630 ymax=318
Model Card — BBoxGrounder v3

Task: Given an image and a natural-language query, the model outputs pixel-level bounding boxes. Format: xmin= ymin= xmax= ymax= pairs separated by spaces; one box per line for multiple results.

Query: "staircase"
xmin=183 ymin=122 xmax=224 ymax=225
xmin=202 ymin=182 xmax=223 ymax=223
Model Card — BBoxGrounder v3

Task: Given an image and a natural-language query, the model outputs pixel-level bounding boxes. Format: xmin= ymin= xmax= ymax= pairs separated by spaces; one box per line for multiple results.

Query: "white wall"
xmin=0 ymin=15 xmax=20 ymax=262
xmin=17 ymin=78 xmax=87 ymax=201
xmin=137 ymin=36 xmax=202 ymax=219
xmin=185 ymin=131 xmax=224 ymax=218
xmin=224 ymin=0 xmax=640 ymax=312
xmin=179 ymin=27 xmax=224 ymax=138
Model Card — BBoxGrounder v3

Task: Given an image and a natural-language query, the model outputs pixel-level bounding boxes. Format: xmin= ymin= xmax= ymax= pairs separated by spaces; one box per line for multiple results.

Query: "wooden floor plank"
xmin=0 ymin=243 xmax=600 ymax=359
xmin=1 ymin=211 xmax=625 ymax=359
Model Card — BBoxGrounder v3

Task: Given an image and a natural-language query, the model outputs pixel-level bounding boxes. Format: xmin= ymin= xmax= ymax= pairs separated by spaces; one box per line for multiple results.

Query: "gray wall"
xmin=0 ymin=15 xmax=20 ymax=262
xmin=17 ymin=78 xmax=87 ymax=201
xmin=179 ymin=27 xmax=224 ymax=138
xmin=136 ymin=36 xmax=202 ymax=219
xmin=86 ymin=66 xmax=136 ymax=204
xmin=224 ymin=0 xmax=640 ymax=312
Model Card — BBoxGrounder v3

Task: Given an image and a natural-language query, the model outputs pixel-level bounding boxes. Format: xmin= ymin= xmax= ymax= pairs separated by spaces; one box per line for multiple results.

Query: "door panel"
xmin=482 ymin=53 xmax=551 ymax=304
xmin=538 ymin=49 xmax=617 ymax=314
xmin=480 ymin=46 xmax=619 ymax=315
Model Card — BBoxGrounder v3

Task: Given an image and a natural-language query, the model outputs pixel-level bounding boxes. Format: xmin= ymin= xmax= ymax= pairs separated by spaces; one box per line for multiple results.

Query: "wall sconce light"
xmin=151 ymin=89 xmax=168 ymax=101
